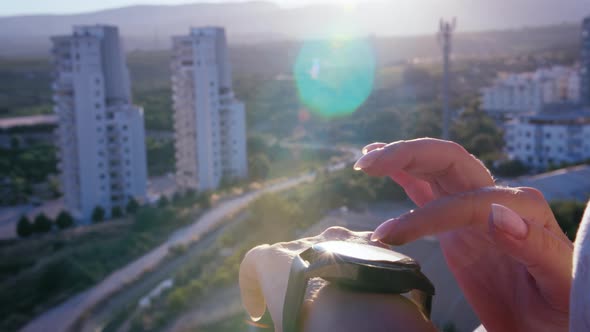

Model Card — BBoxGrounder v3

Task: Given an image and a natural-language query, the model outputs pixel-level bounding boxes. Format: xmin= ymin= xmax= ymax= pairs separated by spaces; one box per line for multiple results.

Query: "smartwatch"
xmin=282 ymin=241 xmax=435 ymax=332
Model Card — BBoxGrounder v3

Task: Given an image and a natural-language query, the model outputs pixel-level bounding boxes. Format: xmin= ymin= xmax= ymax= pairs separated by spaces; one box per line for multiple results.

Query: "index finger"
xmin=371 ymin=186 xmax=566 ymax=245
xmin=356 ymin=138 xmax=494 ymax=194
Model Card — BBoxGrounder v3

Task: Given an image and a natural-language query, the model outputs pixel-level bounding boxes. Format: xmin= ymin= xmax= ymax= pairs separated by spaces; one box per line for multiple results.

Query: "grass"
xmin=195 ymin=314 xmax=251 ymax=332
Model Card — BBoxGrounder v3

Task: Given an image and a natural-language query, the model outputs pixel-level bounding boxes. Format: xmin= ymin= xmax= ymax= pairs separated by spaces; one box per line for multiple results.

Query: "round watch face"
xmin=312 ymin=241 xmax=412 ymax=264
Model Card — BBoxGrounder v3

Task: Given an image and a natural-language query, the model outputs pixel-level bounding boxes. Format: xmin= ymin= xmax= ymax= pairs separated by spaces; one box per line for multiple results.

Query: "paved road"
xmin=21 ymin=147 xmax=361 ymax=332
xmin=79 ymin=216 xmax=246 ymax=332
xmin=502 ymin=164 xmax=590 ymax=202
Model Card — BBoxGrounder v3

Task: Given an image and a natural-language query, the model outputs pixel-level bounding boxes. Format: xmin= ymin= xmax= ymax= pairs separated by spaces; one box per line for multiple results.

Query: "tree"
xmin=451 ymin=105 xmax=504 ymax=159
xmin=91 ymin=206 xmax=105 ymax=223
xmin=158 ymin=195 xmax=169 ymax=208
xmin=16 ymin=215 xmax=33 ymax=238
xmin=112 ymin=206 xmax=123 ymax=219
xmin=126 ymin=197 xmax=140 ymax=214
xmin=249 ymin=153 xmax=271 ymax=180
xmin=172 ymin=191 xmax=183 ymax=205
xmin=185 ymin=189 xmax=196 ymax=199
xmin=411 ymin=104 xmax=442 ymax=138
xmin=55 ymin=211 xmax=74 ymax=230
xmin=10 ymin=136 xmax=20 ymax=150
xmin=196 ymin=192 xmax=211 ymax=209
xmin=551 ymin=200 xmax=587 ymax=240
xmin=33 ymin=213 xmax=53 ymax=234
xmin=494 ymin=159 xmax=529 ymax=177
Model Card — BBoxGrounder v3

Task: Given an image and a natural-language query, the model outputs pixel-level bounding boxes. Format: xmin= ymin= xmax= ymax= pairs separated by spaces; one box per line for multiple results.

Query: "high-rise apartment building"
xmin=51 ymin=25 xmax=147 ymax=222
xmin=582 ymin=16 xmax=590 ymax=105
xmin=171 ymin=27 xmax=247 ymax=191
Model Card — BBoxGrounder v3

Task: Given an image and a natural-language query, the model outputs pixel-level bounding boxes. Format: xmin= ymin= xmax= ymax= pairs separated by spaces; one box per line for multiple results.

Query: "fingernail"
xmin=490 ymin=204 xmax=528 ymax=239
xmin=371 ymin=219 xmax=396 ymax=241
xmin=353 ymin=149 xmax=382 ymax=170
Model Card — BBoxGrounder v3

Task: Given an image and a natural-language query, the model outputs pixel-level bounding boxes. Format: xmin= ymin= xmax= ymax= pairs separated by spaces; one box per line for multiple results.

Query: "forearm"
xmin=301 ymin=284 xmax=437 ymax=332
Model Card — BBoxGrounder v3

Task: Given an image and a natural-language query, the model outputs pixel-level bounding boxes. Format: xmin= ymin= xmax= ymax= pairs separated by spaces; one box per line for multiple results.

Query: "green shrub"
xmin=33 ymin=213 xmax=52 ymax=233
xmin=112 ymin=206 xmax=124 ymax=219
xmin=55 ymin=211 xmax=75 ymax=230
xmin=126 ymin=197 xmax=140 ymax=214
xmin=91 ymin=206 xmax=105 ymax=223
xmin=16 ymin=215 xmax=33 ymax=237
xmin=551 ymin=200 xmax=587 ymax=240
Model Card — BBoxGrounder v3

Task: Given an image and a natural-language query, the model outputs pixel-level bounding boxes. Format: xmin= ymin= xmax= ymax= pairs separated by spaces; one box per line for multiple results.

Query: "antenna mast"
xmin=438 ymin=18 xmax=456 ymax=140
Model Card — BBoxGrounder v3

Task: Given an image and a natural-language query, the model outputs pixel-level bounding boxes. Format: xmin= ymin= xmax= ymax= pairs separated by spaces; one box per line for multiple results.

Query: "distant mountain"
xmin=0 ymin=0 xmax=588 ymax=56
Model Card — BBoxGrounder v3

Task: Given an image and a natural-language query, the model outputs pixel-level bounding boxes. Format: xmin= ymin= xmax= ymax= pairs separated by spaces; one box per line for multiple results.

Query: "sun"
xmin=340 ymin=0 xmax=359 ymax=11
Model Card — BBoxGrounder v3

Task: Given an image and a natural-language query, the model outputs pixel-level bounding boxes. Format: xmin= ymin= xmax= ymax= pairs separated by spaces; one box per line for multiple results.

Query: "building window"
xmin=95 ymin=103 xmax=101 ymax=109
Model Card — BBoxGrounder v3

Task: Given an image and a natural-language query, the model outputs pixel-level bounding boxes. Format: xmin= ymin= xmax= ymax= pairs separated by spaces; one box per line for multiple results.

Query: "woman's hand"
xmin=239 ymin=227 xmax=379 ymax=330
xmin=355 ymin=139 xmax=573 ymax=331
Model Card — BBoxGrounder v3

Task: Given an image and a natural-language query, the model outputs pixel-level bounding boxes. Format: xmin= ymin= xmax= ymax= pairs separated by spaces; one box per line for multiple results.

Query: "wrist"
xmin=302 ymin=284 xmax=437 ymax=332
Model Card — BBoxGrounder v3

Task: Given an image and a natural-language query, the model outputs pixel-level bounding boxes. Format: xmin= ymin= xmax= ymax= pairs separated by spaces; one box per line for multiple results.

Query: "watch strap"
xmin=410 ymin=289 xmax=433 ymax=318
xmin=282 ymin=254 xmax=309 ymax=332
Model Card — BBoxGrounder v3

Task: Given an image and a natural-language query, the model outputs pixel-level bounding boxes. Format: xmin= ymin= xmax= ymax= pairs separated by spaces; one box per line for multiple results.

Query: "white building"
xmin=171 ymin=27 xmax=247 ymax=191
xmin=51 ymin=25 xmax=147 ymax=222
xmin=504 ymin=110 xmax=590 ymax=169
xmin=481 ymin=66 xmax=580 ymax=121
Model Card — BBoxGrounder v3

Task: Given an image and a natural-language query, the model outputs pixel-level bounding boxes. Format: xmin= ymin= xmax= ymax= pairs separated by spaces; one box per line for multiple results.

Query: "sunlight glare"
xmin=293 ymin=21 xmax=375 ymax=118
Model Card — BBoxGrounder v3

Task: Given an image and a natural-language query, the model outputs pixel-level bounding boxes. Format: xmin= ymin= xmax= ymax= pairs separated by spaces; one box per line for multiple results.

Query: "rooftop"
xmin=0 ymin=115 xmax=58 ymax=130
xmin=504 ymin=165 xmax=590 ymax=202
xmin=508 ymin=109 xmax=590 ymax=125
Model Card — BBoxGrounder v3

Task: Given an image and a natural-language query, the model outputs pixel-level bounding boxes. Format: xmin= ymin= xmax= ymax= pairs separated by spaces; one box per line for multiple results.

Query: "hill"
xmin=0 ymin=0 xmax=588 ymax=55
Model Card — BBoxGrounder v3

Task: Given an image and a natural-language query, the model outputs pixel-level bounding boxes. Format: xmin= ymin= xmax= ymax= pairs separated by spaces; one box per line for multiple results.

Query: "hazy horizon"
xmin=1 ymin=0 xmax=374 ymax=16
xmin=0 ymin=0 xmax=587 ymax=56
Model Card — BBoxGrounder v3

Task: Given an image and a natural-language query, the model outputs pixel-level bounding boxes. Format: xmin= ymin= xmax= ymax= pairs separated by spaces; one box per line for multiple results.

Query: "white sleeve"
xmin=473 ymin=324 xmax=487 ymax=332
xmin=570 ymin=200 xmax=590 ymax=331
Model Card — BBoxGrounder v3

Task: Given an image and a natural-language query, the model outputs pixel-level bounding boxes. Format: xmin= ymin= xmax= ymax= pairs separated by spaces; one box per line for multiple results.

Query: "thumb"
xmin=489 ymin=203 xmax=573 ymax=312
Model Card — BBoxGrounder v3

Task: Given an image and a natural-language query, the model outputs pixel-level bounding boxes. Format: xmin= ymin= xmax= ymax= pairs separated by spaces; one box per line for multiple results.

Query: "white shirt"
xmin=570 ymin=201 xmax=590 ymax=331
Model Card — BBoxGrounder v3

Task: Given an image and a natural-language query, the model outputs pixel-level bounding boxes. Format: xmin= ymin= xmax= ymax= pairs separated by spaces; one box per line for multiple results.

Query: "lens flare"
xmin=294 ymin=29 xmax=375 ymax=118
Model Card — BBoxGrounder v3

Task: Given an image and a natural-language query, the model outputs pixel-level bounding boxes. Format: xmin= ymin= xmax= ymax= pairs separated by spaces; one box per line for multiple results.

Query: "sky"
xmin=0 ymin=0 xmax=368 ymax=16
